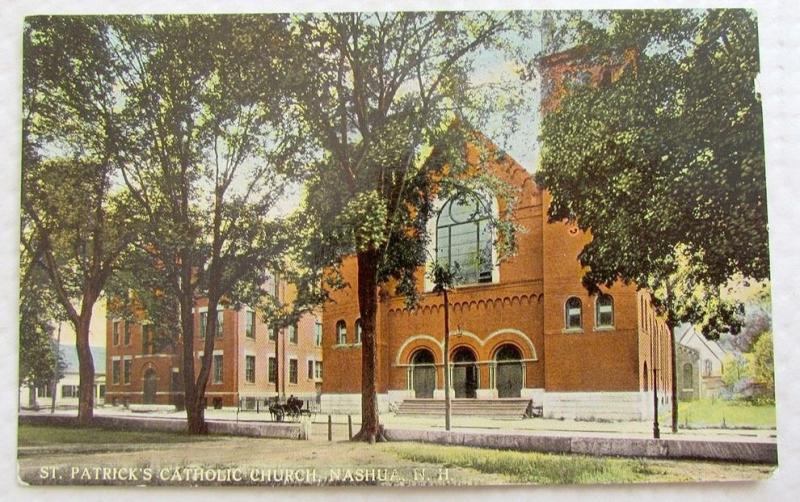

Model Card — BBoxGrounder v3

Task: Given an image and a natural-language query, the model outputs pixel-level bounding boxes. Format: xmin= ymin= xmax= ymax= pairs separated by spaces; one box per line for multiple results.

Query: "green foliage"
xmin=108 ymin=15 xmax=310 ymax=316
xmin=721 ymin=353 xmax=750 ymax=392
xmin=536 ymin=10 xmax=766 ymax=333
xmin=22 ymin=17 xmax=135 ymax=318
xmin=750 ymin=331 xmax=774 ymax=400
xmin=288 ymin=12 xmax=534 ymax=311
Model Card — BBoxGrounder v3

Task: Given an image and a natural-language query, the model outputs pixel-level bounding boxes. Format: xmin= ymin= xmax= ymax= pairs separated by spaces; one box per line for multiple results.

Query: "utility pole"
xmin=443 ymin=287 xmax=451 ymax=432
xmin=650 ymin=313 xmax=660 ymax=439
xmin=51 ymin=323 xmax=61 ymax=414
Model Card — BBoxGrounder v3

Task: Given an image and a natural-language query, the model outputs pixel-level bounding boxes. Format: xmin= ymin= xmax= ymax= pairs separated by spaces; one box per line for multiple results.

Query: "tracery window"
xmin=435 ymin=193 xmax=493 ymax=285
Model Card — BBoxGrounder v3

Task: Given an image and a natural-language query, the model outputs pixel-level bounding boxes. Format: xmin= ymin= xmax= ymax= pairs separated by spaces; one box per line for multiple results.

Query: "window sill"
xmin=593 ymin=325 xmax=615 ymax=332
xmin=561 ymin=328 xmax=584 ymax=334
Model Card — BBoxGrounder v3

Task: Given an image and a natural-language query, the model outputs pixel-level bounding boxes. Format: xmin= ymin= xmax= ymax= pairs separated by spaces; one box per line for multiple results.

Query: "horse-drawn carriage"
xmin=267 ymin=396 xmax=314 ymax=422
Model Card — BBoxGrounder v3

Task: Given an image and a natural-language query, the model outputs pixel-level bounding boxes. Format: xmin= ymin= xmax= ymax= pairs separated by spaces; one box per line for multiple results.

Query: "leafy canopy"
xmin=536 ymin=9 xmax=767 ymax=332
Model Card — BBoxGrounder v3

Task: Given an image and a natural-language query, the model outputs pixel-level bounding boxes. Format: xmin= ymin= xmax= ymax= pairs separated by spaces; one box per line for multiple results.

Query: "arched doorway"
xmin=452 ymin=347 xmax=478 ymax=398
xmin=495 ymin=344 xmax=523 ymax=398
xmin=143 ymin=368 xmax=157 ymax=404
xmin=411 ymin=349 xmax=435 ymax=399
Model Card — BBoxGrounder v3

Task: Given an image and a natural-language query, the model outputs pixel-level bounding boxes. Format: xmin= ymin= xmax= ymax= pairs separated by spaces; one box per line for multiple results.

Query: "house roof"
xmin=677 ymin=324 xmax=727 ymax=363
xmin=59 ymin=344 xmax=106 ymax=375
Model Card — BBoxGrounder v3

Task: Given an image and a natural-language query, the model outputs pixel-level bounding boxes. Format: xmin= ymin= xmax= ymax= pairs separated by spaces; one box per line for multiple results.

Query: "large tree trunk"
xmin=179 ymin=258 xmax=208 ymax=434
xmin=352 ymin=248 xmax=386 ymax=443
xmin=192 ymin=298 xmax=219 ymax=435
xmin=75 ymin=315 xmax=95 ymax=425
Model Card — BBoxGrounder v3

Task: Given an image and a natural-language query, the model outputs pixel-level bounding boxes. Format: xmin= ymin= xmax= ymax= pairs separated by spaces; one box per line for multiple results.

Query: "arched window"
xmin=565 ymin=297 xmax=582 ymax=329
xmin=336 ymin=320 xmax=347 ymax=345
xmin=355 ymin=319 xmax=362 ymax=344
xmin=703 ymin=359 xmax=712 ymax=377
xmin=596 ymin=294 xmax=614 ymax=327
xmin=640 ymin=296 xmax=645 ymax=329
xmin=436 ymin=193 xmax=492 ymax=285
xmin=683 ymin=363 xmax=694 ymax=389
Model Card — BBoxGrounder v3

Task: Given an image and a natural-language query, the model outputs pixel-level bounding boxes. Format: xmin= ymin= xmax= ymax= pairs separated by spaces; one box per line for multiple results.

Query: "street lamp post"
xmin=443 ymin=287 xmax=451 ymax=432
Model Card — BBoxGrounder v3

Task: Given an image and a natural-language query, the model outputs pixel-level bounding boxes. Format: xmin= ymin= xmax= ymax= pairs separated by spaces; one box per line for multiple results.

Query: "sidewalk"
xmin=21 ymin=405 xmax=778 ymax=444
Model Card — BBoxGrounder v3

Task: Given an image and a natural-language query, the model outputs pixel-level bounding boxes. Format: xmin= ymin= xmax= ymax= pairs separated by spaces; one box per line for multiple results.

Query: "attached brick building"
xmin=105 ymin=277 xmax=323 ymax=409
xmin=320 ymin=48 xmax=674 ymax=421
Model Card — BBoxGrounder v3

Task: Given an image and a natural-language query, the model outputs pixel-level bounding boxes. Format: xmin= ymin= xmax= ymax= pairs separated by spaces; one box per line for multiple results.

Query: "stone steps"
xmin=396 ymin=398 xmax=532 ymax=418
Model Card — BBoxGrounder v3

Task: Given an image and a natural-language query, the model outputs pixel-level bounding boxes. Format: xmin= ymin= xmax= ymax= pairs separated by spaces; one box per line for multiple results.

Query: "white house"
xmin=30 ymin=345 xmax=106 ymax=408
xmin=677 ymin=324 xmax=728 ymax=399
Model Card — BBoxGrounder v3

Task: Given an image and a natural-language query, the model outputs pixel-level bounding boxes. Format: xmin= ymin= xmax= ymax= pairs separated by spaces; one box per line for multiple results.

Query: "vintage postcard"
xmin=17 ymin=7 xmax=778 ymax=489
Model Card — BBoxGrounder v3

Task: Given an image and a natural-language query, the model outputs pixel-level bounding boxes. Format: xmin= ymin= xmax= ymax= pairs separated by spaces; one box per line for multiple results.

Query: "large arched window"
xmin=565 ymin=297 xmax=582 ymax=329
xmin=436 ymin=193 xmax=492 ymax=285
xmin=595 ymin=294 xmax=614 ymax=327
xmin=336 ymin=320 xmax=347 ymax=345
xmin=683 ymin=363 xmax=694 ymax=389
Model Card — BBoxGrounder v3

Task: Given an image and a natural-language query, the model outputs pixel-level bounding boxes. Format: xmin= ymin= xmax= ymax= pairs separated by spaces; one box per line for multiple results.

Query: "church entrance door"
xmin=452 ymin=347 xmax=478 ymax=398
xmin=411 ymin=349 xmax=435 ymax=399
xmin=495 ymin=344 xmax=523 ymax=398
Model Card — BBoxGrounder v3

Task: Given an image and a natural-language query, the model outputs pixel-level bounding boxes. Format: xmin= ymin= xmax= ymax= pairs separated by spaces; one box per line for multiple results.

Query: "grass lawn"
xmin=678 ymin=399 xmax=776 ymax=429
xmin=388 ymin=443 xmax=656 ymax=484
xmin=18 ymin=424 xmax=216 ymax=447
xmin=386 ymin=442 xmax=775 ymax=484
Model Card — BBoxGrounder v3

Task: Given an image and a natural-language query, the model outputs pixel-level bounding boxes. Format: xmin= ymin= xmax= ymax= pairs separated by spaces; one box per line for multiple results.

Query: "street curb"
xmin=383 ymin=428 xmax=778 ymax=464
xmin=20 ymin=414 xmax=306 ymax=440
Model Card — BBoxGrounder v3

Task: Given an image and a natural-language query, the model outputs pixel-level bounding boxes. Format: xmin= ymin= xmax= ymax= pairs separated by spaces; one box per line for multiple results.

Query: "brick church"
xmin=320 ymin=48 xmax=675 ymax=421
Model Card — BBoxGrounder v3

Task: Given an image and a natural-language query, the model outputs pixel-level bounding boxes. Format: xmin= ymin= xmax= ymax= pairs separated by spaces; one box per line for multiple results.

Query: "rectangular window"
xmin=307 ymin=360 xmax=314 ymax=380
xmin=124 ymin=321 xmax=131 ymax=345
xmin=112 ymin=321 xmax=120 ymax=345
xmin=314 ymin=322 xmax=322 ymax=347
xmin=99 ymin=385 xmax=106 ymax=398
xmin=216 ymin=311 xmax=224 ymax=338
xmin=37 ymin=385 xmax=52 ymax=398
xmin=200 ymin=312 xmax=208 ymax=338
xmin=62 ymin=385 xmax=79 ymax=398
xmin=270 ymin=326 xmax=278 ymax=342
xmin=213 ymin=354 xmax=223 ymax=383
xmin=289 ymin=323 xmax=298 ymax=344
xmin=268 ymin=357 xmax=277 ymax=383
xmin=123 ymin=359 xmax=132 ymax=384
xmin=289 ymin=359 xmax=298 ymax=384
xmin=112 ymin=360 xmax=120 ymax=384
xmin=315 ymin=361 xmax=322 ymax=380
xmin=246 ymin=311 xmax=255 ymax=338
xmin=246 ymin=355 xmax=256 ymax=383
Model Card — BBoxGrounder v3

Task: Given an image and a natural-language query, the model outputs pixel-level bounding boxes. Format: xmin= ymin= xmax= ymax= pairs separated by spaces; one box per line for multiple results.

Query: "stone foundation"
xmin=543 ymin=391 xmax=672 ymax=421
xmin=320 ymin=393 xmax=390 ymax=414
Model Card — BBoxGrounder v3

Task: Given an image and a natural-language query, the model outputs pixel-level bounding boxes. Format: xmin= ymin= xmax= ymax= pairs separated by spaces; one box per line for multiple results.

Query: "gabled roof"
xmin=677 ymin=324 xmax=727 ymax=363
xmin=59 ymin=344 xmax=106 ymax=375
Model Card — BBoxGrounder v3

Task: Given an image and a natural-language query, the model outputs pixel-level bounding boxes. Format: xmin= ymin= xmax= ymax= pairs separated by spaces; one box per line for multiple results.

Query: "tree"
xmin=110 ymin=16 xmax=310 ymax=433
xmin=289 ymin=12 xmax=534 ymax=442
xmin=721 ymin=353 xmax=749 ymax=394
xmin=536 ymin=10 xmax=766 ymax=433
xmin=19 ymin=237 xmax=67 ymax=409
xmin=750 ymin=331 xmax=774 ymax=402
xmin=22 ymin=17 xmax=134 ymax=424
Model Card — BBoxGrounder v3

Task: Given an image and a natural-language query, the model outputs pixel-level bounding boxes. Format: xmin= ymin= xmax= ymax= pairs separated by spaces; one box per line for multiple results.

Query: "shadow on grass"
xmin=18 ymin=424 xmax=219 ymax=447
